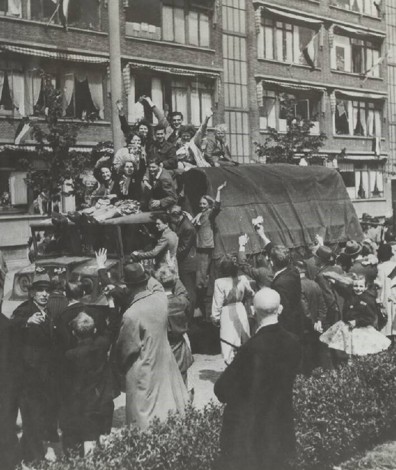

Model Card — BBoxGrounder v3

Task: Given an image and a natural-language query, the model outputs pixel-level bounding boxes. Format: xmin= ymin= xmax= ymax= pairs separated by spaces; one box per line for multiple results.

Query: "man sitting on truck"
xmin=142 ymin=158 xmax=177 ymax=211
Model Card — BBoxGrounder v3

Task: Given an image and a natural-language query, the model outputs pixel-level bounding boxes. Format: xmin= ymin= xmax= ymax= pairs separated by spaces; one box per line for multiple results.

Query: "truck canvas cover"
xmin=183 ymin=164 xmax=363 ymax=259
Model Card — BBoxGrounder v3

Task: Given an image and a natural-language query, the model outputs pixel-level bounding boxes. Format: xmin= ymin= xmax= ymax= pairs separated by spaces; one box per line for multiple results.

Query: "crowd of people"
xmin=1 ymin=93 xmax=396 ymax=470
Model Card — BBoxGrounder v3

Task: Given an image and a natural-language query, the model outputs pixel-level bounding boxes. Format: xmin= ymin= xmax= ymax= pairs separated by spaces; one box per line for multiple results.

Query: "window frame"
xmin=334 ymin=98 xmax=382 ymax=137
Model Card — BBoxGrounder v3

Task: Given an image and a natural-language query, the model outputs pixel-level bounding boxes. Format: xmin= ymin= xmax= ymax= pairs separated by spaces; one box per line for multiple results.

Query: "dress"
xmin=116 ymin=289 xmax=188 ymax=429
xmin=376 ymin=259 xmax=396 ymax=336
xmin=320 ymin=290 xmax=391 ymax=356
xmin=212 ymin=275 xmax=253 ymax=364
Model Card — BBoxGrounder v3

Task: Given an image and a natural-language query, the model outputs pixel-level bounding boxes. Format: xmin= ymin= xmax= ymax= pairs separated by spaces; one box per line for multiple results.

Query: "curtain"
xmin=264 ymin=22 xmax=273 ymax=59
xmin=7 ymin=0 xmax=21 ymax=16
xmin=191 ymin=87 xmax=200 ymax=126
xmin=347 ymin=101 xmax=354 ymax=135
xmin=151 ymin=77 xmax=163 ymax=124
xmin=26 ymin=71 xmax=42 ymax=115
xmin=87 ymin=72 xmax=104 ymax=119
xmin=0 ymin=71 xmax=4 ymax=103
xmin=367 ymin=107 xmax=374 ymax=135
xmin=127 ymin=73 xmax=144 ymax=123
xmin=10 ymin=72 xmax=25 ymax=116
xmin=293 ymin=26 xmax=300 ymax=64
xmin=374 ymin=109 xmax=381 ymax=137
xmin=63 ymin=73 xmax=74 ymax=115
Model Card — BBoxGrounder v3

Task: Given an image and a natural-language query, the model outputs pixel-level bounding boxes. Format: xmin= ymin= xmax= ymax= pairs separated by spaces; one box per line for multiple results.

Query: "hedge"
xmin=30 ymin=350 xmax=396 ymax=470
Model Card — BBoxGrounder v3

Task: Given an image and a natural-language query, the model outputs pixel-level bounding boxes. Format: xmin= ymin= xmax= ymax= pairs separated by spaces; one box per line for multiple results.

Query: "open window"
xmin=335 ymin=97 xmax=382 ymax=137
xmin=62 ymin=71 xmax=104 ymax=120
xmin=0 ymin=0 xmax=22 ymax=16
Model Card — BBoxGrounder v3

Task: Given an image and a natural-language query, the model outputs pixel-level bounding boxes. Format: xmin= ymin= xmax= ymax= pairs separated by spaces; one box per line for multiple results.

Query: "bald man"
xmin=214 ymin=288 xmax=302 ymax=470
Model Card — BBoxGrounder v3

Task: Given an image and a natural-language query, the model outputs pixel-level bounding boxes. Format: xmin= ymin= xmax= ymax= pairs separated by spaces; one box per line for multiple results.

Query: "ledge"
xmin=0 ymin=14 xmax=108 ymax=36
xmin=329 ymin=4 xmax=382 ymax=22
xmin=331 ymin=69 xmax=384 ymax=82
xmin=125 ymin=35 xmax=216 ymax=54
xmin=257 ymin=58 xmax=321 ymax=71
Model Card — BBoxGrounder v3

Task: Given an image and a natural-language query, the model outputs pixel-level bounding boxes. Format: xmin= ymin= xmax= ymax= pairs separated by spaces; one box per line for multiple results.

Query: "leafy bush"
xmin=30 ymin=351 xmax=396 ymax=470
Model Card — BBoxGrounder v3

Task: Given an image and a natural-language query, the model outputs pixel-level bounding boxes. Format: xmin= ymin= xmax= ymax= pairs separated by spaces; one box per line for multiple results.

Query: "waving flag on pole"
xmin=302 ymin=31 xmax=319 ymax=70
xmin=15 ymin=117 xmax=32 ymax=145
xmin=47 ymin=0 xmax=70 ymax=29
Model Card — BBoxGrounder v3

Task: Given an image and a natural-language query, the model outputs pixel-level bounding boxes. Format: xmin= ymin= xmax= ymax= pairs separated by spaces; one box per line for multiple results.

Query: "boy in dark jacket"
xmin=61 ymin=312 xmax=114 ymax=456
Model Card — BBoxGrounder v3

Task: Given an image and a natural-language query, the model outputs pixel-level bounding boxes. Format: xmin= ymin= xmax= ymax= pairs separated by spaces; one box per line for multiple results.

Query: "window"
xmin=28 ymin=0 xmax=100 ymax=30
xmin=162 ymin=0 xmax=211 ymax=47
xmin=331 ymin=35 xmax=381 ymax=76
xmin=126 ymin=71 xmax=214 ymax=126
xmin=339 ymin=162 xmax=384 ymax=200
xmin=259 ymin=17 xmax=319 ymax=67
xmin=335 ymin=99 xmax=382 ymax=137
xmin=62 ymin=71 xmax=104 ymax=120
xmin=0 ymin=0 xmax=21 ymax=16
xmin=0 ymin=71 xmax=13 ymax=113
xmin=0 ymin=169 xmax=28 ymax=214
xmin=332 ymin=0 xmax=381 ymax=18
xmin=259 ymin=89 xmax=321 ymax=134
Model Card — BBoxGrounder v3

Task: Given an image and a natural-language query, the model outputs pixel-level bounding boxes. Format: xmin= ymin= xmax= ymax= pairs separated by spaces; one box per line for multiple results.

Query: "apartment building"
xmin=0 ymin=0 xmax=389 ymax=262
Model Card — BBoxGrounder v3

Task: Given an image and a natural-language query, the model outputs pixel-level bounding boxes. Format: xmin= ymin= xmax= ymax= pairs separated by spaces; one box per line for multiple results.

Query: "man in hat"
xmin=116 ymin=263 xmax=188 ymax=429
xmin=10 ymin=271 xmax=60 ymax=462
xmin=345 ymin=240 xmax=378 ymax=291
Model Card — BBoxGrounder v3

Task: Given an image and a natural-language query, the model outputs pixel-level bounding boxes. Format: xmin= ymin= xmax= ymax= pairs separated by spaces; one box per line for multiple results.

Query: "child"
xmin=60 ymin=312 xmax=114 ymax=456
xmin=320 ymin=274 xmax=391 ymax=356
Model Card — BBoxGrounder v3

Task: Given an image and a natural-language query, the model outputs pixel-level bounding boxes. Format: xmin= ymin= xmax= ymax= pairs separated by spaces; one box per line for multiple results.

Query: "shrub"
xmin=30 ymin=351 xmax=396 ymax=470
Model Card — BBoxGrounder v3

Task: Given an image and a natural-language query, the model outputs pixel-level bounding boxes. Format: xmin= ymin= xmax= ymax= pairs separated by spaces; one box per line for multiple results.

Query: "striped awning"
xmin=0 ymin=144 xmax=93 ymax=153
xmin=0 ymin=45 xmax=109 ymax=64
xmin=127 ymin=61 xmax=220 ymax=79
xmin=335 ymin=89 xmax=386 ymax=101
xmin=261 ymin=79 xmax=326 ymax=92
xmin=263 ymin=6 xmax=323 ymax=25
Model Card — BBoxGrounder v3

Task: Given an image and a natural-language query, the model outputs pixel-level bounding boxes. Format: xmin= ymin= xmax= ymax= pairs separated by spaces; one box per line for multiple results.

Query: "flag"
xmin=14 ymin=117 xmax=32 ymax=145
xmin=363 ymin=53 xmax=387 ymax=82
xmin=59 ymin=0 xmax=70 ymax=28
xmin=302 ymin=33 xmax=318 ymax=70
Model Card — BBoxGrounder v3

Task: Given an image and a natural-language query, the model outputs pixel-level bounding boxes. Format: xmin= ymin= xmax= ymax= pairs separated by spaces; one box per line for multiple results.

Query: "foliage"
xmin=30 ymin=351 xmax=396 ymax=470
xmin=255 ymin=94 xmax=327 ymax=164
xmin=24 ymin=73 xmax=94 ymax=208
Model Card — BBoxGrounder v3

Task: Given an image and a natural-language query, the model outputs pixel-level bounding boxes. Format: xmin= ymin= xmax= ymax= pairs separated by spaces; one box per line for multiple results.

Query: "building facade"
xmin=0 ymin=0 xmax=390 ymax=263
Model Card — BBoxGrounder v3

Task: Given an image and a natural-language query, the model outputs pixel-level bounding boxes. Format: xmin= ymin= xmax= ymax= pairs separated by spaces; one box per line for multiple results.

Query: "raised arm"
xmin=116 ymin=99 xmax=131 ymax=139
xmin=194 ymin=111 xmax=213 ymax=148
xmin=140 ymin=95 xmax=171 ymax=130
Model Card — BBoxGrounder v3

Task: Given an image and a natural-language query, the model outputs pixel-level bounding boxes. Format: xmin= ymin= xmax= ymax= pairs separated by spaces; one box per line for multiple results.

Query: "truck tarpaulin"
xmin=183 ymin=164 xmax=363 ymax=259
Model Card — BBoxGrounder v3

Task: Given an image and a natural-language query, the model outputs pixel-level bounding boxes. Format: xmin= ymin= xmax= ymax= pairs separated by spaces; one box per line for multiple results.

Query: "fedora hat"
xmin=32 ymin=271 xmax=51 ymax=290
xmin=315 ymin=246 xmax=335 ymax=263
xmin=124 ymin=263 xmax=150 ymax=286
xmin=343 ymin=240 xmax=362 ymax=257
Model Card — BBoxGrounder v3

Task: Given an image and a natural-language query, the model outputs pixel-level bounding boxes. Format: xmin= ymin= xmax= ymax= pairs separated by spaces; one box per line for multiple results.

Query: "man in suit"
xmin=251 ymin=221 xmax=303 ymax=337
xmin=142 ymin=157 xmax=177 ymax=211
xmin=11 ymin=272 xmax=59 ymax=463
xmin=214 ymin=288 xmax=302 ymax=470
xmin=147 ymin=125 xmax=178 ymax=170
xmin=132 ymin=213 xmax=179 ymax=272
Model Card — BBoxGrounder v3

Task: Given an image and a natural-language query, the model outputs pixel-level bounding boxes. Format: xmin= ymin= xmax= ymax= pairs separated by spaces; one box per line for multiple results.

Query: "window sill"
xmin=257 ymin=58 xmax=321 ymax=71
xmin=125 ymin=35 xmax=215 ymax=53
xmin=0 ymin=212 xmax=47 ymax=220
xmin=331 ymin=69 xmax=383 ymax=81
xmin=259 ymin=129 xmax=321 ymax=135
xmin=333 ymin=135 xmax=384 ymax=140
xmin=0 ymin=110 xmax=14 ymax=116
xmin=351 ymin=197 xmax=386 ymax=202
xmin=329 ymin=4 xmax=382 ymax=21
xmin=0 ymin=14 xmax=107 ymax=35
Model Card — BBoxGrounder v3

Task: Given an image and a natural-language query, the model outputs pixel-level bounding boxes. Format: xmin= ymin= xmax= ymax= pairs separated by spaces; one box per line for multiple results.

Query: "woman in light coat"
xmin=211 ymin=258 xmax=254 ymax=365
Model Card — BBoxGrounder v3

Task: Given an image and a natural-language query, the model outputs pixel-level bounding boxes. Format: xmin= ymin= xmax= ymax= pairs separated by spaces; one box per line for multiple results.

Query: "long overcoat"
xmin=214 ymin=323 xmax=302 ymax=470
xmin=116 ymin=289 xmax=188 ymax=429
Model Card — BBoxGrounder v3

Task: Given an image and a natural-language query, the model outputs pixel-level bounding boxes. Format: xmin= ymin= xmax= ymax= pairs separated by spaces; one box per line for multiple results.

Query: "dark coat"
xmin=272 ymin=267 xmax=304 ymax=337
xmin=214 ymin=323 xmax=302 ymax=470
xmin=171 ymin=215 xmax=197 ymax=273
xmin=315 ymin=264 xmax=345 ymax=327
xmin=11 ymin=300 xmax=59 ymax=461
xmin=300 ymin=277 xmax=327 ymax=328
xmin=237 ymin=250 xmax=273 ymax=289
xmin=47 ymin=291 xmax=69 ymax=323
xmin=149 ymin=169 xmax=177 ymax=210
xmin=344 ymin=290 xmax=379 ymax=328
xmin=113 ymin=173 xmax=143 ymax=202
xmin=147 ymin=140 xmax=177 ymax=170
xmin=60 ymin=333 xmax=114 ymax=443
xmin=0 ymin=315 xmax=20 ymax=470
